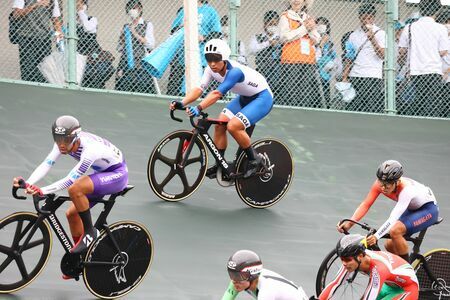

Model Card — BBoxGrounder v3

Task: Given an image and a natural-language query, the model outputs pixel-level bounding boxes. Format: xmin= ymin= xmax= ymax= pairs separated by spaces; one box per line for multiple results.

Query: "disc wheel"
xmin=235 ymin=138 xmax=294 ymax=208
xmin=83 ymin=221 xmax=154 ymax=299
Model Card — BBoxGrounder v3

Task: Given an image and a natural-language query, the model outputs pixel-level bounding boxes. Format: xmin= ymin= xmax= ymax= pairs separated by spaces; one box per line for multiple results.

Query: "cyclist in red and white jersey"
xmin=338 ymin=160 xmax=439 ymax=262
xmin=319 ymin=234 xmax=419 ymax=300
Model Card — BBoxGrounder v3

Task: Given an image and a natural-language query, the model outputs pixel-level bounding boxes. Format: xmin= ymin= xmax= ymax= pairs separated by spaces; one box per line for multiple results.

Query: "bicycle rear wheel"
xmin=0 ymin=212 xmax=52 ymax=293
xmin=315 ymin=248 xmax=369 ymax=299
xmin=147 ymin=130 xmax=208 ymax=201
xmin=235 ymin=138 xmax=293 ymax=208
xmin=412 ymin=248 xmax=450 ymax=300
xmin=83 ymin=221 xmax=153 ymax=299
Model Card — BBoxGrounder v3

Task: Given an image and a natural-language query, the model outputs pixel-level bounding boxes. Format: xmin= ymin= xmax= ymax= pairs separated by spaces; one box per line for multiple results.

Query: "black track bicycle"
xmin=315 ymin=218 xmax=450 ymax=300
xmin=147 ymin=107 xmax=294 ymax=208
xmin=0 ymin=180 xmax=153 ymax=299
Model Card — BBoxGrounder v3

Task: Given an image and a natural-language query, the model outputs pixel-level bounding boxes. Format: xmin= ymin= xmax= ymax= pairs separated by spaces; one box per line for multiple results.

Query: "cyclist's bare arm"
xmin=338 ymin=181 xmax=380 ymax=232
xmin=180 ymin=87 xmax=203 ymax=106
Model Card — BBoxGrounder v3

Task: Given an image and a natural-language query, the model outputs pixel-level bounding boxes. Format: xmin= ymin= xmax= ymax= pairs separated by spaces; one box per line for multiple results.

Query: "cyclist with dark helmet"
xmin=318 ymin=234 xmax=419 ymax=300
xmin=222 ymin=249 xmax=308 ymax=300
xmin=170 ymin=38 xmax=274 ymax=179
xmin=338 ymin=160 xmax=439 ymax=262
xmin=13 ymin=116 xmax=128 ymax=270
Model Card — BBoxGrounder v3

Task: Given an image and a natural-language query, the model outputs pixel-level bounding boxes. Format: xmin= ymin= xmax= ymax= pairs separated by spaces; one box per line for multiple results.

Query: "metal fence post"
xmin=67 ymin=0 xmax=78 ymax=88
xmin=385 ymin=0 xmax=399 ymax=114
xmin=229 ymin=0 xmax=240 ymax=61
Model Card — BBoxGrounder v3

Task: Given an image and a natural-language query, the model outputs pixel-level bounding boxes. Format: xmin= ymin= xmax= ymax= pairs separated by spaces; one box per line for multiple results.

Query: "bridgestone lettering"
xmin=49 ymin=214 xmax=72 ymax=250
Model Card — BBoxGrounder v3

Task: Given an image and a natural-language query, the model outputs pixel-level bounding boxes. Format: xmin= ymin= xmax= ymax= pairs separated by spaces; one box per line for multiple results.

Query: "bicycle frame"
xmin=12 ymin=184 xmax=132 ymax=258
xmin=171 ymin=109 xmax=254 ymax=178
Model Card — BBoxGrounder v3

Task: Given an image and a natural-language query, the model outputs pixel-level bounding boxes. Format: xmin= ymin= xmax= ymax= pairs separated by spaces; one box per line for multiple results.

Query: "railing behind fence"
xmin=1 ymin=0 xmax=449 ymax=118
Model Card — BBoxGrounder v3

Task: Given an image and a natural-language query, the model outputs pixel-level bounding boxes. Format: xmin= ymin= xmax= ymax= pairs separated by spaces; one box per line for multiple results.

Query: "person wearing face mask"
xmin=221 ymin=15 xmax=247 ymax=65
xmin=279 ymin=0 xmax=324 ymax=108
xmin=315 ymin=17 xmax=339 ymax=108
xmin=76 ymin=0 xmax=115 ymax=89
xmin=249 ymin=11 xmax=282 ymax=103
xmin=342 ymin=3 xmax=385 ymax=113
xmin=398 ymin=0 xmax=449 ymax=117
xmin=115 ymin=0 xmax=155 ymax=94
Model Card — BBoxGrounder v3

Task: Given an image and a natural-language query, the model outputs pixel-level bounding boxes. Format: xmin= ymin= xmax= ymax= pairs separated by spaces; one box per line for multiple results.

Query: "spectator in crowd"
xmin=342 ymin=3 xmax=385 ymax=113
xmin=279 ymin=0 xmax=324 ymax=108
xmin=249 ymin=10 xmax=282 ymax=103
xmin=220 ymin=15 xmax=247 ymax=65
xmin=398 ymin=0 xmax=449 ymax=117
xmin=11 ymin=0 xmax=63 ymax=83
xmin=115 ymin=0 xmax=156 ymax=94
xmin=438 ymin=9 xmax=450 ymax=117
xmin=168 ymin=0 xmax=221 ymax=95
xmin=76 ymin=0 xmax=115 ymax=89
xmin=315 ymin=17 xmax=340 ymax=108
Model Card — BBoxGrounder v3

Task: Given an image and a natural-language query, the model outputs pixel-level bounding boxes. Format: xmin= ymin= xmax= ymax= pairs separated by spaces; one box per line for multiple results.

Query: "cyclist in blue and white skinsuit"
xmin=170 ymin=39 xmax=273 ymax=178
xmin=13 ymin=116 xmax=128 ymax=260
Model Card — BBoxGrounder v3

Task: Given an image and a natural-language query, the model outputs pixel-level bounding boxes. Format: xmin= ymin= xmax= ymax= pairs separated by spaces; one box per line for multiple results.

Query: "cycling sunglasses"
xmin=228 ymin=270 xmax=250 ymax=282
xmin=205 ymin=53 xmax=223 ymax=63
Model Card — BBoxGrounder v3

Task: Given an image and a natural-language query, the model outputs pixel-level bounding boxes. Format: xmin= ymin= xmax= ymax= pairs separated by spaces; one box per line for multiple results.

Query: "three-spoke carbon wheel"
xmin=0 ymin=212 xmax=52 ymax=293
xmin=147 ymin=130 xmax=208 ymax=201
xmin=235 ymin=138 xmax=293 ymax=208
xmin=84 ymin=221 xmax=154 ymax=299
xmin=413 ymin=248 xmax=450 ymax=300
xmin=315 ymin=249 xmax=369 ymax=299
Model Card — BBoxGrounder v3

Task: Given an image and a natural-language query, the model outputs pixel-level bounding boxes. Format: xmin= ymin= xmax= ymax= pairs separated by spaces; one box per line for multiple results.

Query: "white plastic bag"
xmin=38 ymin=51 xmax=86 ymax=85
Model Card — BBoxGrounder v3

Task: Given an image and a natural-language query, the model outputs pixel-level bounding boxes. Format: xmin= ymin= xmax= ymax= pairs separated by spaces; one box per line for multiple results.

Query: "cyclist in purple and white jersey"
xmin=13 ymin=116 xmax=128 ymax=260
xmin=170 ymin=38 xmax=274 ymax=179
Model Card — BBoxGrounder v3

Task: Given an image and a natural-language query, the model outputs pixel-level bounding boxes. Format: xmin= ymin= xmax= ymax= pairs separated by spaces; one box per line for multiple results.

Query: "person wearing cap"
xmin=398 ymin=0 xmax=449 ymax=117
xmin=341 ymin=3 xmax=385 ymax=113
xmin=222 ymin=250 xmax=309 ymax=300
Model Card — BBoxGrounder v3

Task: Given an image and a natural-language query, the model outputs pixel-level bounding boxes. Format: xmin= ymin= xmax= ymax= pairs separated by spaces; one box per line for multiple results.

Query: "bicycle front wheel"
xmin=315 ymin=248 xmax=369 ymax=299
xmin=83 ymin=221 xmax=154 ymax=299
xmin=235 ymin=138 xmax=293 ymax=208
xmin=412 ymin=248 xmax=450 ymax=300
xmin=0 ymin=212 xmax=52 ymax=293
xmin=147 ymin=130 xmax=208 ymax=201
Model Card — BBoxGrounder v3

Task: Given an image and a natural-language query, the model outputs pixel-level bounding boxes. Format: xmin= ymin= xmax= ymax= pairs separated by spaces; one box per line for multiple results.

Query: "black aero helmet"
xmin=52 ymin=115 xmax=81 ymax=145
xmin=336 ymin=234 xmax=367 ymax=257
xmin=376 ymin=160 xmax=403 ymax=182
xmin=227 ymin=250 xmax=262 ymax=282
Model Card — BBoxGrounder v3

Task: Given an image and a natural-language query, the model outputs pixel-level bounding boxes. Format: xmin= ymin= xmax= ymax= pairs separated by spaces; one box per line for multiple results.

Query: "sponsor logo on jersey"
xmin=235 ymin=112 xmax=250 ymax=128
xmin=247 ymin=81 xmax=258 ymax=88
xmin=99 ymin=172 xmax=123 ymax=183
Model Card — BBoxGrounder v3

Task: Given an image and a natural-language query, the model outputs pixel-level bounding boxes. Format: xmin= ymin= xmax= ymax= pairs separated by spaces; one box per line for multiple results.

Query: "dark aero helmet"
xmin=52 ymin=115 xmax=81 ymax=145
xmin=227 ymin=250 xmax=262 ymax=282
xmin=336 ymin=234 xmax=367 ymax=258
xmin=376 ymin=160 xmax=403 ymax=182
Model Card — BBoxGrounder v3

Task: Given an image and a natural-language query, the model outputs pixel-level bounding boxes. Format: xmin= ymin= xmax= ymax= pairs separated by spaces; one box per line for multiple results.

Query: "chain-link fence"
xmin=2 ymin=0 xmax=450 ymax=118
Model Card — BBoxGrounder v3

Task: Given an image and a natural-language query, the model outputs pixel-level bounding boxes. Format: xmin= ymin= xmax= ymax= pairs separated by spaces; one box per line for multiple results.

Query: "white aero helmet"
xmin=204 ymin=39 xmax=231 ymax=61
